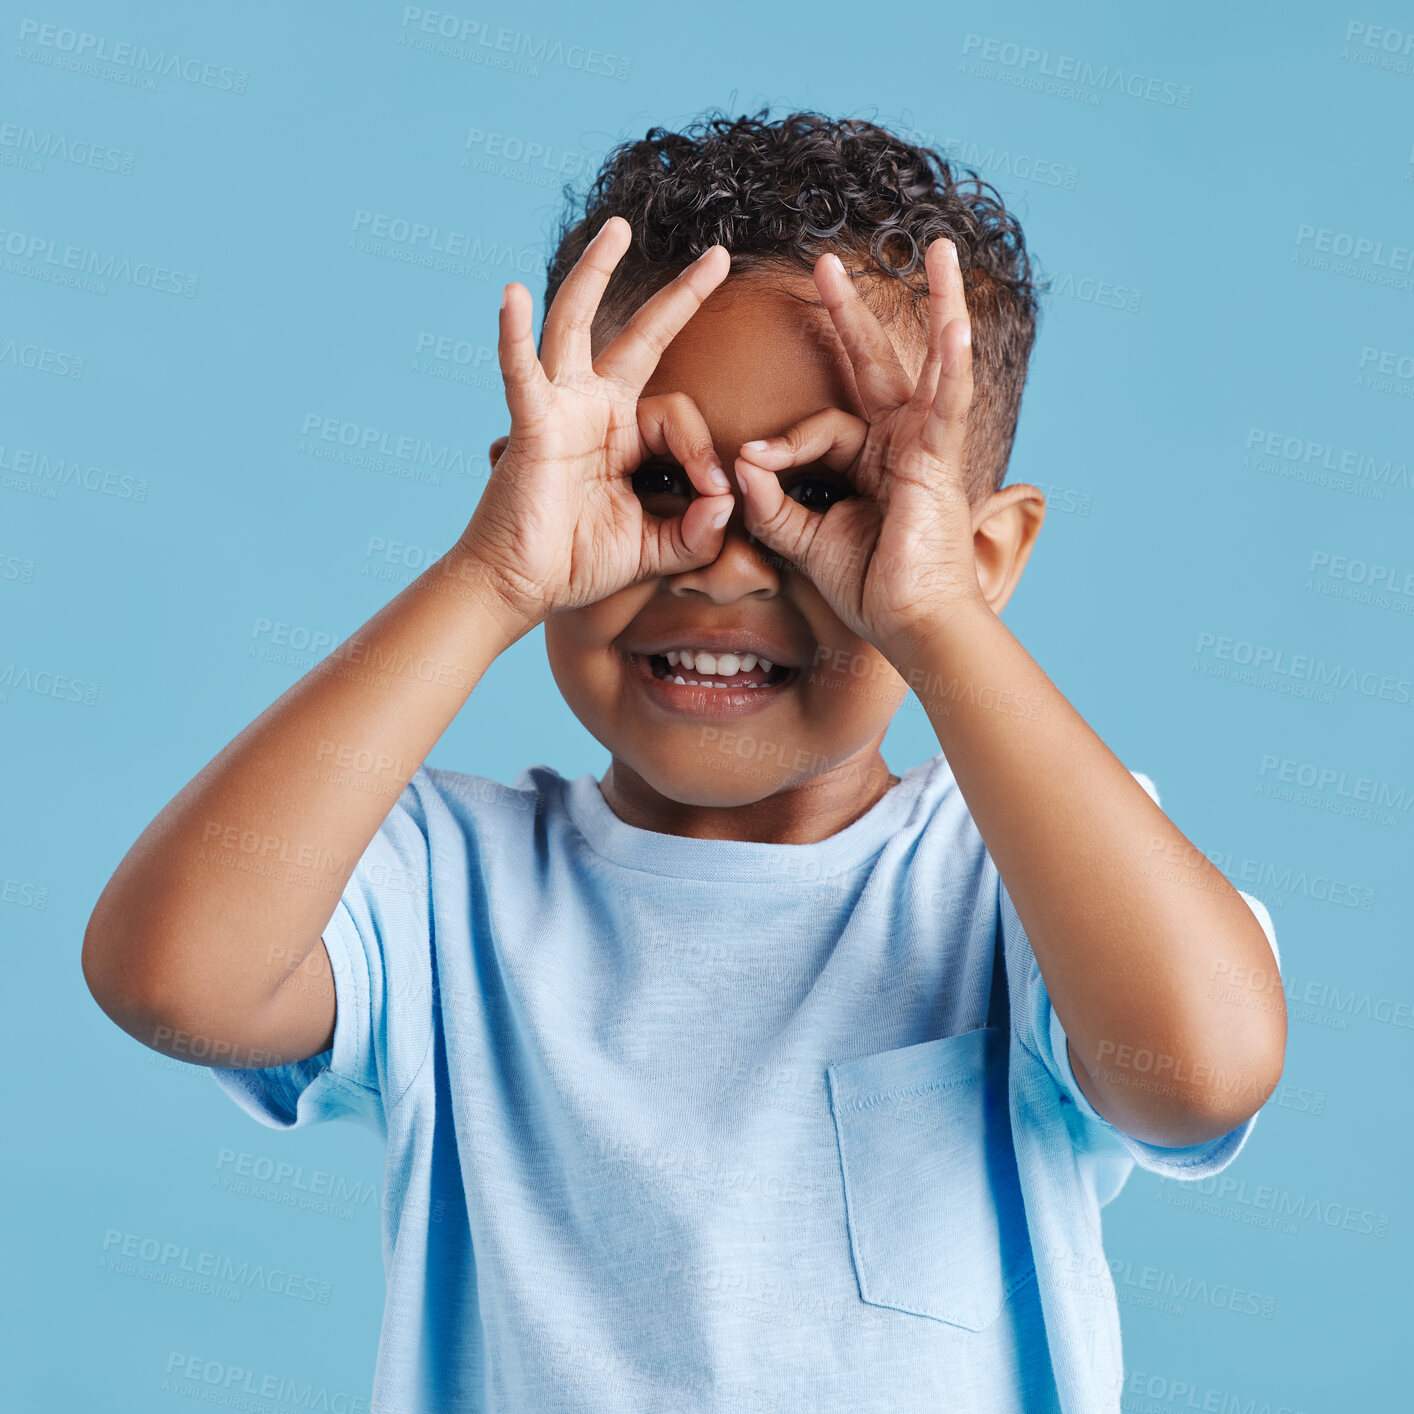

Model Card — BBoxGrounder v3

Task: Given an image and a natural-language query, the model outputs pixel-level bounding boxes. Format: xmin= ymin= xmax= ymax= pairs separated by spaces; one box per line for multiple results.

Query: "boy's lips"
xmin=624 ymin=649 xmax=802 ymax=718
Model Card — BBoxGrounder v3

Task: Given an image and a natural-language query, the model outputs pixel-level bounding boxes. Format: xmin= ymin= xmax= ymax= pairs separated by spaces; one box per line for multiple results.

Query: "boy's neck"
xmin=597 ymin=750 xmax=901 ymax=845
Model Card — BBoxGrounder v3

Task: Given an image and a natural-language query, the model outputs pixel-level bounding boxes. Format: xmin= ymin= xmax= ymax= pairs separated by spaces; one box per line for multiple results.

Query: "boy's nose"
xmin=666 ymin=492 xmax=784 ymax=601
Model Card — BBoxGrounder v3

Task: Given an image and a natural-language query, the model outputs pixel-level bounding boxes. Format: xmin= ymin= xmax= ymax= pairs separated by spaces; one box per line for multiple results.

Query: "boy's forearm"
xmin=83 ymin=544 xmax=534 ymax=1022
xmin=883 ymin=599 xmax=1287 ymax=1146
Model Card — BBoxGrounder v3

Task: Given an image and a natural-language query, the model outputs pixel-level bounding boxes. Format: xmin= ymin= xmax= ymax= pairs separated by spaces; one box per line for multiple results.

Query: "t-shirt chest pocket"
xmin=825 ymin=1026 xmax=1036 ymax=1331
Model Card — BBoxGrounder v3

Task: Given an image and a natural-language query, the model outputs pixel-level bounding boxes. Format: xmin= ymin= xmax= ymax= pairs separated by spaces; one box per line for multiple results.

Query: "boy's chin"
xmin=623 ymin=752 xmax=800 ymax=810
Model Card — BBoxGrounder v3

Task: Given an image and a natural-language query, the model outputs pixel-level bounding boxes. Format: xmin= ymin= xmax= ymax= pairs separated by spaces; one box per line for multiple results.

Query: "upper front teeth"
xmin=665 ymin=649 xmax=774 ymax=673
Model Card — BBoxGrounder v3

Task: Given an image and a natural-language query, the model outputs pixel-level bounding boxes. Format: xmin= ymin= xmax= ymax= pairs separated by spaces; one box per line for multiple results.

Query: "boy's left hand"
xmin=731 ymin=237 xmax=983 ymax=660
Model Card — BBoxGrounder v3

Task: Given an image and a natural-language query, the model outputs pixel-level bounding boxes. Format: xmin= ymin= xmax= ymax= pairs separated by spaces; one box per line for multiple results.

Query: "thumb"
xmin=731 ymin=405 xmax=871 ymax=582
xmin=734 ymin=449 xmax=877 ymax=599
xmin=732 ymin=453 xmax=820 ymax=573
xmin=735 ymin=449 xmax=887 ymax=610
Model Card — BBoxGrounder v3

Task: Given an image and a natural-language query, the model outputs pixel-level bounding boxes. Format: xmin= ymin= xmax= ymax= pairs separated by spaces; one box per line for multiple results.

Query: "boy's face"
xmin=493 ymin=272 xmax=932 ymax=821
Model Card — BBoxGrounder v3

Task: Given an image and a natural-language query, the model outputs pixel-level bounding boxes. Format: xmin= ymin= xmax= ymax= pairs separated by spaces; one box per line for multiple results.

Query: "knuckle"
xmin=634 ymin=321 xmax=670 ymax=361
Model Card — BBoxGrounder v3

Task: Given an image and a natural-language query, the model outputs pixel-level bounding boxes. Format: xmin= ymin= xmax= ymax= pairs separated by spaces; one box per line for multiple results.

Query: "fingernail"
xmin=742 ymin=439 xmax=770 ymax=452
xmin=710 ymin=502 xmax=732 ymax=529
xmin=709 ymin=464 xmax=731 ymax=492
xmin=828 ymin=253 xmax=846 ymax=274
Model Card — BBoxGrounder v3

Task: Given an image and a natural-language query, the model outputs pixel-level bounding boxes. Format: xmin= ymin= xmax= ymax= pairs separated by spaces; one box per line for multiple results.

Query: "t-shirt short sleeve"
xmin=1005 ymin=770 xmax=1282 ymax=1181
xmin=206 ymin=775 xmax=436 ymax=1134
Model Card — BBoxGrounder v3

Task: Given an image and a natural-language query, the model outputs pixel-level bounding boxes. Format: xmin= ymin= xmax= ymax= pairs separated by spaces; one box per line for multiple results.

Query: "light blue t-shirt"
xmin=209 ymin=750 xmax=1279 ymax=1414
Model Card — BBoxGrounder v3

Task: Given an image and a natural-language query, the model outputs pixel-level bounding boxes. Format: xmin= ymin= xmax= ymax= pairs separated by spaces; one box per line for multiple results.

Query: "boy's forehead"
xmin=634 ymin=273 xmax=922 ymax=446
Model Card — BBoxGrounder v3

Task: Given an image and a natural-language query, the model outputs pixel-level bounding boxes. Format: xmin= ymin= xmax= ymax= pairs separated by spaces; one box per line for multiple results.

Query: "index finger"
xmin=812 ymin=251 xmax=916 ymax=419
xmin=909 ymin=238 xmax=970 ymax=416
xmin=539 ymin=215 xmax=634 ymax=381
xmin=591 ymin=244 xmax=731 ymax=393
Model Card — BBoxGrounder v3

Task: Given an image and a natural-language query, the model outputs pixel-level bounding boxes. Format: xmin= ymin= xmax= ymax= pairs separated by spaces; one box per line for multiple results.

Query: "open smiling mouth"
xmin=625 ymin=651 xmax=802 ymax=709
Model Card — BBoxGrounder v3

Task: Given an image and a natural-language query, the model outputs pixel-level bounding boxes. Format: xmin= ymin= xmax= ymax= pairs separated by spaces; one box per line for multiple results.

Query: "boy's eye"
xmin=629 ymin=462 xmax=855 ymax=513
xmin=784 ymin=473 xmax=854 ymax=512
xmin=630 ymin=462 xmax=693 ymax=505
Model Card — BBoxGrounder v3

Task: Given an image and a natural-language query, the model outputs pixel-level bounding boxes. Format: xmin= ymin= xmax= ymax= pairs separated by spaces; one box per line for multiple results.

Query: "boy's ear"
xmin=488 ymin=434 xmax=510 ymax=470
xmin=969 ymin=483 xmax=1047 ymax=614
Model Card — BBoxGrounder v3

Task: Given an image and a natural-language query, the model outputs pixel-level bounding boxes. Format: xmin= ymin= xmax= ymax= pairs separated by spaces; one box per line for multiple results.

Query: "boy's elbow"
xmin=1156 ymin=951 xmax=1289 ymax=1144
xmin=82 ymin=916 xmax=152 ymax=1036
xmin=82 ymin=914 xmax=128 ymax=1016
xmin=82 ymin=903 xmax=178 ymax=1041
xmin=1075 ymin=1015 xmax=1287 ymax=1148
xmin=1171 ymin=1070 xmax=1281 ymax=1144
xmin=1154 ymin=1025 xmax=1287 ymax=1146
xmin=1102 ymin=1075 xmax=1279 ymax=1149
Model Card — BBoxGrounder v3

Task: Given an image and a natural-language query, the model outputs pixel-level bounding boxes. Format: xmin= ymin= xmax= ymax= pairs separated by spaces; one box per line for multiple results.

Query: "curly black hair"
xmin=543 ymin=107 xmax=1048 ymax=500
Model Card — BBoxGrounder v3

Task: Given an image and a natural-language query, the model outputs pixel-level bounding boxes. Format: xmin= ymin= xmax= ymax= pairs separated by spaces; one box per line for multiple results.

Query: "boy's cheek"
xmin=546 ymin=588 xmax=648 ymax=656
xmin=805 ymin=643 xmax=904 ymax=693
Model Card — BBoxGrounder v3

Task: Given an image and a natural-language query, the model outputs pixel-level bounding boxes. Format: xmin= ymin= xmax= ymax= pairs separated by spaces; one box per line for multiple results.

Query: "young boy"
xmin=83 ymin=110 xmax=1285 ymax=1413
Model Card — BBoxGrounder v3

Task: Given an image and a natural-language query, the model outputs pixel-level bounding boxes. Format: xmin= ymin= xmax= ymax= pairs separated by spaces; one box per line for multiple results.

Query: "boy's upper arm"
xmin=1005 ymin=770 xmax=1283 ymax=1181
xmin=206 ymin=776 xmax=438 ymax=1133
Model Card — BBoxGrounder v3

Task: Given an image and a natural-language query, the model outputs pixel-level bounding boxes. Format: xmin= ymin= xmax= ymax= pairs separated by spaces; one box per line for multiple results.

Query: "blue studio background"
xmin=5 ymin=1 xmax=1411 ymax=1408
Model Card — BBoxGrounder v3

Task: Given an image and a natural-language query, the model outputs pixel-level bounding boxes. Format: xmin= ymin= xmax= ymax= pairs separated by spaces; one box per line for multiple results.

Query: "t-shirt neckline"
xmin=561 ymin=753 xmax=941 ymax=881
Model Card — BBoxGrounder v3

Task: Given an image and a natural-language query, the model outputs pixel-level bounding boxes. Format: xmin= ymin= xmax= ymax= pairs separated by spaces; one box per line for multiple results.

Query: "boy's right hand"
xmin=458 ymin=215 xmax=737 ymax=628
